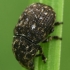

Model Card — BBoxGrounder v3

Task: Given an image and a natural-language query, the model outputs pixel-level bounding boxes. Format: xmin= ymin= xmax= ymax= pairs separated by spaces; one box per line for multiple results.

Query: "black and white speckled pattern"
xmin=14 ymin=3 xmax=55 ymax=43
xmin=12 ymin=3 xmax=56 ymax=70
xmin=13 ymin=36 xmax=38 ymax=69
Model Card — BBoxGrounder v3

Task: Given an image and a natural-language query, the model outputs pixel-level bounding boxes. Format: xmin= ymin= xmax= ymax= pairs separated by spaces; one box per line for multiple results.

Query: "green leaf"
xmin=22 ymin=0 xmax=64 ymax=70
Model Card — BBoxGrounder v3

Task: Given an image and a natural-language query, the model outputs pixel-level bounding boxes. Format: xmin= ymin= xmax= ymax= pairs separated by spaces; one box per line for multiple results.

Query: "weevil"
xmin=12 ymin=3 xmax=62 ymax=70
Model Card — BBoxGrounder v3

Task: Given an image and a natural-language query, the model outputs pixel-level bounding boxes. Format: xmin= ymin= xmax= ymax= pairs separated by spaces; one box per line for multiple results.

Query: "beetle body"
xmin=13 ymin=3 xmax=56 ymax=70
xmin=13 ymin=36 xmax=39 ymax=69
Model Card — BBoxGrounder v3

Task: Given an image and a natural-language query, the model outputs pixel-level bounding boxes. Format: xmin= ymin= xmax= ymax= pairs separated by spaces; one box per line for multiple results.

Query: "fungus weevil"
xmin=12 ymin=3 xmax=62 ymax=70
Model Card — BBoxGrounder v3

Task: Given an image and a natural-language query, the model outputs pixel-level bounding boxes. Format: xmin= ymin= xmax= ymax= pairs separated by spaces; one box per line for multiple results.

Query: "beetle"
xmin=12 ymin=3 xmax=62 ymax=70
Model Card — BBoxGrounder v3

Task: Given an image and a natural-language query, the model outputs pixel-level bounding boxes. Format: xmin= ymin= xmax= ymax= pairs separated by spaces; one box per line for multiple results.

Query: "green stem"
xmin=35 ymin=0 xmax=64 ymax=70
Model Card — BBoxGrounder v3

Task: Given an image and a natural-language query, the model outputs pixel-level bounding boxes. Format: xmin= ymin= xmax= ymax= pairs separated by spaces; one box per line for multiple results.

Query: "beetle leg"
xmin=54 ymin=22 xmax=63 ymax=26
xmin=42 ymin=36 xmax=62 ymax=43
xmin=35 ymin=45 xmax=47 ymax=63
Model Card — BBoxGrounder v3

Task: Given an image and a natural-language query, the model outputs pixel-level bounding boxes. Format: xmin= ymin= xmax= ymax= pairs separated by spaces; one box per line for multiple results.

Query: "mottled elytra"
xmin=12 ymin=3 xmax=62 ymax=70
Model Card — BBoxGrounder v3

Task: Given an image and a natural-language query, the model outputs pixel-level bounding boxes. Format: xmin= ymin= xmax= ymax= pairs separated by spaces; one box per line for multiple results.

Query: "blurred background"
xmin=0 ymin=0 xmax=70 ymax=70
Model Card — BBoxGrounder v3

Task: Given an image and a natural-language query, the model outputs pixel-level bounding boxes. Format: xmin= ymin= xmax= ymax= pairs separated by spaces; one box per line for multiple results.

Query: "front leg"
xmin=42 ymin=36 xmax=62 ymax=43
xmin=54 ymin=22 xmax=63 ymax=26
